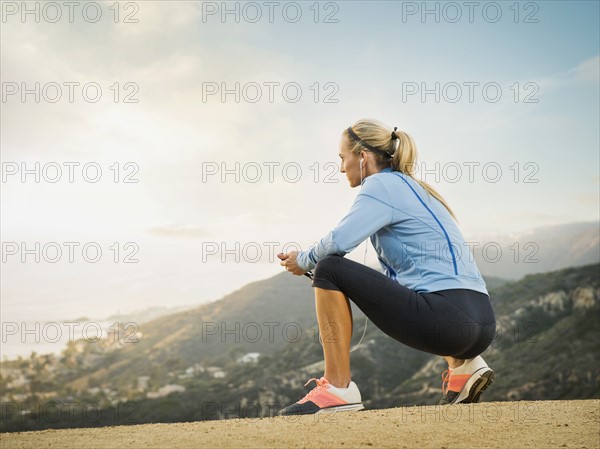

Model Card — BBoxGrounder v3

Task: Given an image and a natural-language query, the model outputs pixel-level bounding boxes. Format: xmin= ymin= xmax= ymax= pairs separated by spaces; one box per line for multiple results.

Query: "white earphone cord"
xmin=318 ymin=157 xmax=369 ymax=352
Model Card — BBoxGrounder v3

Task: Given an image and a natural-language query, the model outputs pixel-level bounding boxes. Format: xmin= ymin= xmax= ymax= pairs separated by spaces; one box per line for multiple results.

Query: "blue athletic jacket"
xmin=296 ymin=167 xmax=489 ymax=295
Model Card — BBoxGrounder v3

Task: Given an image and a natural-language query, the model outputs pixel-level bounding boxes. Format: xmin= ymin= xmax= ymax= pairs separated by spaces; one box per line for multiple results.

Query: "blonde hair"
xmin=344 ymin=118 xmax=458 ymax=222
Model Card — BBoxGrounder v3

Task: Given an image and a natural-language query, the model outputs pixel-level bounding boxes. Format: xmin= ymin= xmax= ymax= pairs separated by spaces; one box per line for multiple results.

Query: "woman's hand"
xmin=277 ymin=251 xmax=306 ymax=276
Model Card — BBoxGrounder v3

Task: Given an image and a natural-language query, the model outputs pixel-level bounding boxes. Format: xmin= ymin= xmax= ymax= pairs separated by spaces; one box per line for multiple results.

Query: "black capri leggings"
xmin=312 ymin=255 xmax=497 ymax=360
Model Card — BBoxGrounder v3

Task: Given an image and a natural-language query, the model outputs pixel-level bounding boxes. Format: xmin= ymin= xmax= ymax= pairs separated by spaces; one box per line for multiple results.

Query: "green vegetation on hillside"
xmin=2 ymin=264 xmax=598 ymax=432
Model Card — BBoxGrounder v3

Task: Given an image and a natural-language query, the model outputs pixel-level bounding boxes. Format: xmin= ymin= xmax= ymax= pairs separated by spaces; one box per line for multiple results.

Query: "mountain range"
xmin=472 ymin=221 xmax=599 ymax=279
xmin=2 ymin=262 xmax=597 ymax=432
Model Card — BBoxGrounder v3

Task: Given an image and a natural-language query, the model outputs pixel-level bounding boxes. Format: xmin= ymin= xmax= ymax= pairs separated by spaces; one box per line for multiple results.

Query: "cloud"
xmin=573 ymin=55 xmax=600 ymax=83
xmin=535 ymin=54 xmax=600 ymax=90
xmin=147 ymin=224 xmax=213 ymax=239
xmin=455 ymin=54 xmax=600 ymax=136
xmin=576 ymin=192 xmax=600 ymax=207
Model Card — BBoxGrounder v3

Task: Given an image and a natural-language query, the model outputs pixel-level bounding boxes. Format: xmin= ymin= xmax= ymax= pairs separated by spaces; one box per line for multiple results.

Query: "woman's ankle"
xmin=324 ymin=375 xmax=350 ymax=388
xmin=444 ymin=356 xmax=465 ymax=369
xmin=449 ymin=361 xmax=464 ymax=369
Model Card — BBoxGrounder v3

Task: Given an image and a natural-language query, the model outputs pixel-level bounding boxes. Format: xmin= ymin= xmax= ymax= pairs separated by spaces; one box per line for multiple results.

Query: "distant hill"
xmin=2 ymin=263 xmax=597 ymax=432
xmin=53 ymin=271 xmax=510 ymax=393
xmin=383 ymin=262 xmax=600 ymax=406
xmin=102 ymin=305 xmax=196 ymax=325
xmin=473 ymin=221 xmax=599 ymax=280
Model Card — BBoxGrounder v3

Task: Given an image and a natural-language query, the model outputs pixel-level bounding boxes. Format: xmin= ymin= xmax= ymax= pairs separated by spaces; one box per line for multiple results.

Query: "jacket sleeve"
xmin=296 ymin=176 xmax=394 ymax=272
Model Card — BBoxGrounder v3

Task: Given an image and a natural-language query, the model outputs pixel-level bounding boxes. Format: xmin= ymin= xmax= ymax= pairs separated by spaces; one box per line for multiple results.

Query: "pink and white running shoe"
xmin=278 ymin=376 xmax=365 ymax=416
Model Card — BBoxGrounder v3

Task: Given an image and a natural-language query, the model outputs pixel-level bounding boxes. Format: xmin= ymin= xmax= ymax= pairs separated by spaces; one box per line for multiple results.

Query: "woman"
xmin=277 ymin=118 xmax=497 ymax=416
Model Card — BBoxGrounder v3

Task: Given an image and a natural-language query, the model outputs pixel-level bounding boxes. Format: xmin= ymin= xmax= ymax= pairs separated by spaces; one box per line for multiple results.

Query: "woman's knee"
xmin=313 ymin=254 xmax=344 ymax=278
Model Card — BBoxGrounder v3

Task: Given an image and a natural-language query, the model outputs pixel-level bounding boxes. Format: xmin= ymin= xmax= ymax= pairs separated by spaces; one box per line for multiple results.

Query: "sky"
xmin=1 ymin=1 xmax=599 ymax=356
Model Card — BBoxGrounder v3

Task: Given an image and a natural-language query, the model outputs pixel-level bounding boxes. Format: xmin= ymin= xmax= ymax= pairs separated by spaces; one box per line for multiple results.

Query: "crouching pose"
xmin=278 ymin=119 xmax=496 ymax=416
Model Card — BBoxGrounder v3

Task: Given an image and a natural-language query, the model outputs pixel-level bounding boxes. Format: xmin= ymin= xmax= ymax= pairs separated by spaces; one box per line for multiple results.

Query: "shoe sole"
xmin=453 ymin=368 xmax=495 ymax=404
xmin=316 ymin=403 xmax=365 ymax=414
xmin=279 ymin=403 xmax=365 ymax=416
xmin=278 ymin=404 xmax=365 ymax=416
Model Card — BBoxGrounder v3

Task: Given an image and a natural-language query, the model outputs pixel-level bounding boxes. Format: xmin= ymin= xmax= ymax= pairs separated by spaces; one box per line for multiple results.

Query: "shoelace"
xmin=441 ymin=369 xmax=452 ymax=395
xmin=301 ymin=377 xmax=329 ymax=402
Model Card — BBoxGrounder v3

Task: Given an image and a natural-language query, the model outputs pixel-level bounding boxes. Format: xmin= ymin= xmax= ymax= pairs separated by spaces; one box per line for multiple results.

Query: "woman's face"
xmin=339 ymin=134 xmax=363 ymax=188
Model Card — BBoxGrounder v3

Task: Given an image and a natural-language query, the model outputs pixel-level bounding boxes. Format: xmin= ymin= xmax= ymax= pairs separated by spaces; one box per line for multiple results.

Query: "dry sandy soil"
xmin=1 ymin=400 xmax=598 ymax=449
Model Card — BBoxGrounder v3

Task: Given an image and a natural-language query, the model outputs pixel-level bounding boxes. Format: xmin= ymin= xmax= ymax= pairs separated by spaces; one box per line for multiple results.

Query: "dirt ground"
xmin=1 ymin=399 xmax=598 ymax=449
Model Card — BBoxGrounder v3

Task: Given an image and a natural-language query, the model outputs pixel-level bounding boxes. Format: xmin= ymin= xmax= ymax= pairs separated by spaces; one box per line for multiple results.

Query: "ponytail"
xmin=346 ymin=119 xmax=459 ymax=223
xmin=391 ymin=129 xmax=459 ymax=223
